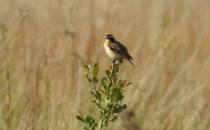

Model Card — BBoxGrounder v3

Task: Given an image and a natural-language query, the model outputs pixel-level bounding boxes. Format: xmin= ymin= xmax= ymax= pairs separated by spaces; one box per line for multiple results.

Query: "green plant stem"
xmin=111 ymin=62 xmax=114 ymax=75
xmin=110 ymin=62 xmax=116 ymax=86
xmin=97 ymin=119 xmax=103 ymax=130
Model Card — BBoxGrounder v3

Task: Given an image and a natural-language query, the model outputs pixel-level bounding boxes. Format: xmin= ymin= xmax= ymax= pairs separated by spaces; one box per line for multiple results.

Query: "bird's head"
xmin=106 ymin=34 xmax=115 ymax=41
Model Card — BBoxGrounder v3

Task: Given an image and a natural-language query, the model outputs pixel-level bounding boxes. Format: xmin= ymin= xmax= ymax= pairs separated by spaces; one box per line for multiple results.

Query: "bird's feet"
xmin=112 ymin=58 xmax=123 ymax=65
xmin=112 ymin=59 xmax=116 ymax=65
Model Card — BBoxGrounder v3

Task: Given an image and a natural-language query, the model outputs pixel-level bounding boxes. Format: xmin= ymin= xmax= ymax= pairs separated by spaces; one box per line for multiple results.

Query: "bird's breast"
xmin=104 ymin=41 xmax=119 ymax=58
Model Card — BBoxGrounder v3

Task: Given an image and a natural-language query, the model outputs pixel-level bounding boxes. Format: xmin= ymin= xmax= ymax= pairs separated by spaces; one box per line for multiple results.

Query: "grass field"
xmin=0 ymin=0 xmax=210 ymax=130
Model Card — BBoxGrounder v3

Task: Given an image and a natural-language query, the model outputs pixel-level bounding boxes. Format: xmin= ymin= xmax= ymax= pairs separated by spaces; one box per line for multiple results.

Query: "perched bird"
xmin=104 ymin=34 xmax=134 ymax=67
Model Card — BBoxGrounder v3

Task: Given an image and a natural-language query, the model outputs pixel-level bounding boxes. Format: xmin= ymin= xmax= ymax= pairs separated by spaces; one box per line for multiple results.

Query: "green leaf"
xmin=126 ymin=82 xmax=132 ymax=86
xmin=113 ymin=104 xmax=127 ymax=113
xmin=76 ymin=115 xmax=85 ymax=123
xmin=112 ymin=87 xmax=123 ymax=101
xmin=84 ymin=115 xmax=97 ymax=129
xmin=92 ymin=77 xmax=98 ymax=83
xmin=92 ymin=63 xmax=99 ymax=77
xmin=95 ymin=91 xmax=101 ymax=100
xmin=92 ymin=90 xmax=101 ymax=107
xmin=109 ymin=116 xmax=118 ymax=122
xmin=101 ymin=77 xmax=108 ymax=87
xmin=85 ymin=72 xmax=91 ymax=82
xmin=105 ymin=70 xmax=110 ymax=77
xmin=101 ymin=77 xmax=110 ymax=94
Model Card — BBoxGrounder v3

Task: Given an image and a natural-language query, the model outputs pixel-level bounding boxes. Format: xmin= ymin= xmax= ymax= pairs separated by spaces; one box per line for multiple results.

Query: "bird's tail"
xmin=124 ymin=54 xmax=135 ymax=68
xmin=126 ymin=54 xmax=135 ymax=68
xmin=128 ymin=59 xmax=135 ymax=68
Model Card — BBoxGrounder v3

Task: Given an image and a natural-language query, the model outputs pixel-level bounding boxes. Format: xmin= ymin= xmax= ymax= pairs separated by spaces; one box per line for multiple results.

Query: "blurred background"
xmin=0 ymin=0 xmax=210 ymax=130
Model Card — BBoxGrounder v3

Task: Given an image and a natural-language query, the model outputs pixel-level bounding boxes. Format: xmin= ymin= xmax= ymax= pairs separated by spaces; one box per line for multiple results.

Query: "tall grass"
xmin=0 ymin=0 xmax=210 ymax=130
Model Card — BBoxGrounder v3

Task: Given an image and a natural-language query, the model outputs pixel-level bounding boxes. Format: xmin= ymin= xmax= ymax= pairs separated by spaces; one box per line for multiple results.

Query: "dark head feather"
xmin=106 ymin=34 xmax=115 ymax=41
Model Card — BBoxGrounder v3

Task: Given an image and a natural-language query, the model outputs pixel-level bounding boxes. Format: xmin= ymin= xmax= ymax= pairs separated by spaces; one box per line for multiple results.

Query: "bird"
xmin=104 ymin=34 xmax=134 ymax=67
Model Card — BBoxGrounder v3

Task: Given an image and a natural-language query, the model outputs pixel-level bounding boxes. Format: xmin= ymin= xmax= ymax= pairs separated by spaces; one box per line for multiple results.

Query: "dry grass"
xmin=0 ymin=0 xmax=210 ymax=130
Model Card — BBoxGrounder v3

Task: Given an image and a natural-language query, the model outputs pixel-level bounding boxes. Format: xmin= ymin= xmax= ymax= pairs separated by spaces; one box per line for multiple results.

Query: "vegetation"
xmin=77 ymin=61 xmax=130 ymax=130
xmin=0 ymin=0 xmax=210 ymax=130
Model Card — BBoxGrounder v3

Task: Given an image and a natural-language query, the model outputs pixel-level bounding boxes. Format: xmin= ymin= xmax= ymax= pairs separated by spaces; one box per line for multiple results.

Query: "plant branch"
xmin=77 ymin=60 xmax=130 ymax=130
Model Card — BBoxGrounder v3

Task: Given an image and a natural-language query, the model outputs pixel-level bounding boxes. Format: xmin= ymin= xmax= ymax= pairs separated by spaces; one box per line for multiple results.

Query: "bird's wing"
xmin=108 ymin=41 xmax=133 ymax=61
xmin=108 ymin=42 xmax=118 ymax=53
xmin=108 ymin=41 xmax=127 ymax=54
